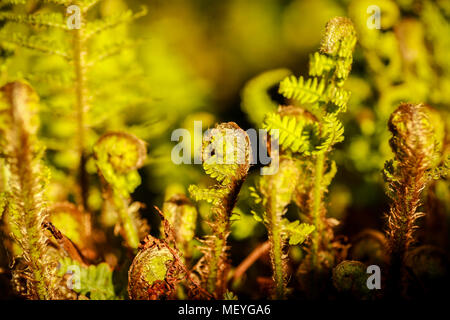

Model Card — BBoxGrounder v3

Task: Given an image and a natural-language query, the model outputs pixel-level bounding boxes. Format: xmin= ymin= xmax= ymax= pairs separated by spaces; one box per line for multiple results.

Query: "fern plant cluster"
xmin=0 ymin=0 xmax=449 ymax=301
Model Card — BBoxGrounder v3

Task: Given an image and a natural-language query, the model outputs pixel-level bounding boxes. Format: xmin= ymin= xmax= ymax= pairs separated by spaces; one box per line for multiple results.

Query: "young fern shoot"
xmin=189 ymin=122 xmax=251 ymax=298
xmin=0 ymin=81 xmax=56 ymax=299
xmin=383 ymin=103 xmax=440 ymax=296
xmin=251 ymin=156 xmax=315 ymax=299
xmin=263 ymin=17 xmax=357 ymax=278
xmin=94 ymin=132 xmax=148 ymax=251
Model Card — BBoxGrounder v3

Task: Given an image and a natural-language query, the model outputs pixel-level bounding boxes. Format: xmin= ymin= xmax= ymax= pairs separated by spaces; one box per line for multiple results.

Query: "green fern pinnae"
xmin=188 ymin=185 xmax=228 ymax=205
xmin=263 ymin=112 xmax=318 ymax=155
xmin=309 ymin=52 xmax=335 ymax=77
xmin=58 ymin=257 xmax=116 ymax=300
xmin=279 ymin=76 xmax=326 ymax=104
xmin=189 ymin=122 xmax=250 ymax=298
xmin=241 ymin=68 xmax=292 ymax=125
xmin=269 ymin=17 xmax=356 ymax=283
xmin=94 ymin=132 xmax=148 ymax=250
xmin=83 ymin=7 xmax=148 ymax=40
xmin=0 ymin=12 xmax=67 ymax=29
xmin=203 ymin=158 xmax=239 ymax=186
xmin=0 ymin=81 xmax=56 ymax=299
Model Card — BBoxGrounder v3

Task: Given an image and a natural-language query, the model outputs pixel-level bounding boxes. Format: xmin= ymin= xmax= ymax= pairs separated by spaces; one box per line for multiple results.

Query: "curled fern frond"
xmin=94 ymin=132 xmax=148 ymax=250
xmin=128 ymin=236 xmax=180 ymax=300
xmin=189 ymin=122 xmax=251 ymax=298
xmin=384 ymin=103 xmax=440 ymax=296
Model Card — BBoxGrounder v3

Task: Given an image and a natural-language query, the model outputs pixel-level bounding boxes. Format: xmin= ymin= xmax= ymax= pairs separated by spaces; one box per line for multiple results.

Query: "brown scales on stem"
xmin=384 ymin=103 xmax=438 ymax=297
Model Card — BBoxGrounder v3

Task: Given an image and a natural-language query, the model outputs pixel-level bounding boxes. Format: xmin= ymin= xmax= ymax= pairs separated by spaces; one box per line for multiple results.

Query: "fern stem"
xmin=72 ymin=19 xmax=90 ymax=224
xmin=268 ymin=190 xmax=285 ymax=299
xmin=311 ymin=152 xmax=325 ymax=269
xmin=114 ymin=192 xmax=140 ymax=250
xmin=206 ymin=235 xmax=225 ymax=295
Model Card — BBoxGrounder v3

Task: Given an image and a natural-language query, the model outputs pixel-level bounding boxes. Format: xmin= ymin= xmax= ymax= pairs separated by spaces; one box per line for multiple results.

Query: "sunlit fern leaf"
xmin=322 ymin=160 xmax=337 ymax=189
xmin=263 ymin=113 xmax=319 ymax=154
xmin=58 ymin=257 xmax=117 ymax=300
xmin=0 ymin=12 xmax=67 ymax=29
xmin=327 ymin=85 xmax=351 ymax=112
xmin=279 ymin=75 xmax=326 ymax=104
xmin=0 ymin=31 xmax=70 ymax=60
xmin=316 ymin=115 xmax=344 ymax=153
xmin=188 ymin=185 xmax=228 ymax=206
xmin=309 ymin=52 xmax=335 ymax=77
xmin=281 ymin=219 xmax=315 ymax=245
xmin=84 ymin=7 xmax=148 ymax=40
xmin=203 ymin=158 xmax=238 ymax=186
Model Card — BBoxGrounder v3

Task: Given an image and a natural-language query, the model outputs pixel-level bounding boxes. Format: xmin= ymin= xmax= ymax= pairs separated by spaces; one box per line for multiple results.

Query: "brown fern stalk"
xmin=385 ymin=103 xmax=437 ymax=296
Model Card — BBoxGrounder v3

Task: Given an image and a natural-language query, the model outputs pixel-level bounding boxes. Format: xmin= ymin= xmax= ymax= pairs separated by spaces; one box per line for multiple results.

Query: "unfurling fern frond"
xmin=0 ymin=81 xmax=57 ymax=299
xmin=189 ymin=122 xmax=250 ymax=298
xmin=94 ymin=132 xmax=148 ymax=251
xmin=384 ymin=103 xmax=440 ymax=297
xmin=263 ymin=17 xmax=357 ymax=294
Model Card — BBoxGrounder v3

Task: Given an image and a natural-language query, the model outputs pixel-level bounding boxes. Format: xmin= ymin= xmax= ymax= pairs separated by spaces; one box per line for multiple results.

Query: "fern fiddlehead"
xmin=383 ymin=103 xmax=440 ymax=297
xmin=0 ymin=81 xmax=56 ymax=299
xmin=94 ymin=132 xmax=148 ymax=251
xmin=189 ymin=122 xmax=251 ymax=298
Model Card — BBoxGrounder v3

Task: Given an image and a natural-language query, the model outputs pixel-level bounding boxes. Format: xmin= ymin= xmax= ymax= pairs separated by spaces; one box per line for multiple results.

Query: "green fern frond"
xmin=87 ymin=39 xmax=141 ymax=67
xmin=263 ymin=113 xmax=319 ymax=155
xmin=316 ymin=115 xmax=344 ymax=153
xmin=94 ymin=132 xmax=148 ymax=250
xmin=0 ymin=12 xmax=67 ymax=30
xmin=188 ymin=185 xmax=227 ymax=205
xmin=281 ymin=219 xmax=315 ymax=246
xmin=309 ymin=52 xmax=335 ymax=77
xmin=279 ymin=75 xmax=326 ymax=104
xmin=84 ymin=7 xmax=147 ymax=40
xmin=203 ymin=158 xmax=238 ymax=186
xmin=327 ymin=85 xmax=351 ymax=111
xmin=58 ymin=257 xmax=117 ymax=300
xmin=322 ymin=160 xmax=337 ymax=189
xmin=0 ymin=31 xmax=70 ymax=59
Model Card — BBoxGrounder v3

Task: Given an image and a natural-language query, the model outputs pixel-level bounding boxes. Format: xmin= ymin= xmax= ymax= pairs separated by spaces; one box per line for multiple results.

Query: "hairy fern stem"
xmin=311 ymin=152 xmax=325 ymax=269
xmin=72 ymin=10 xmax=90 ymax=228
